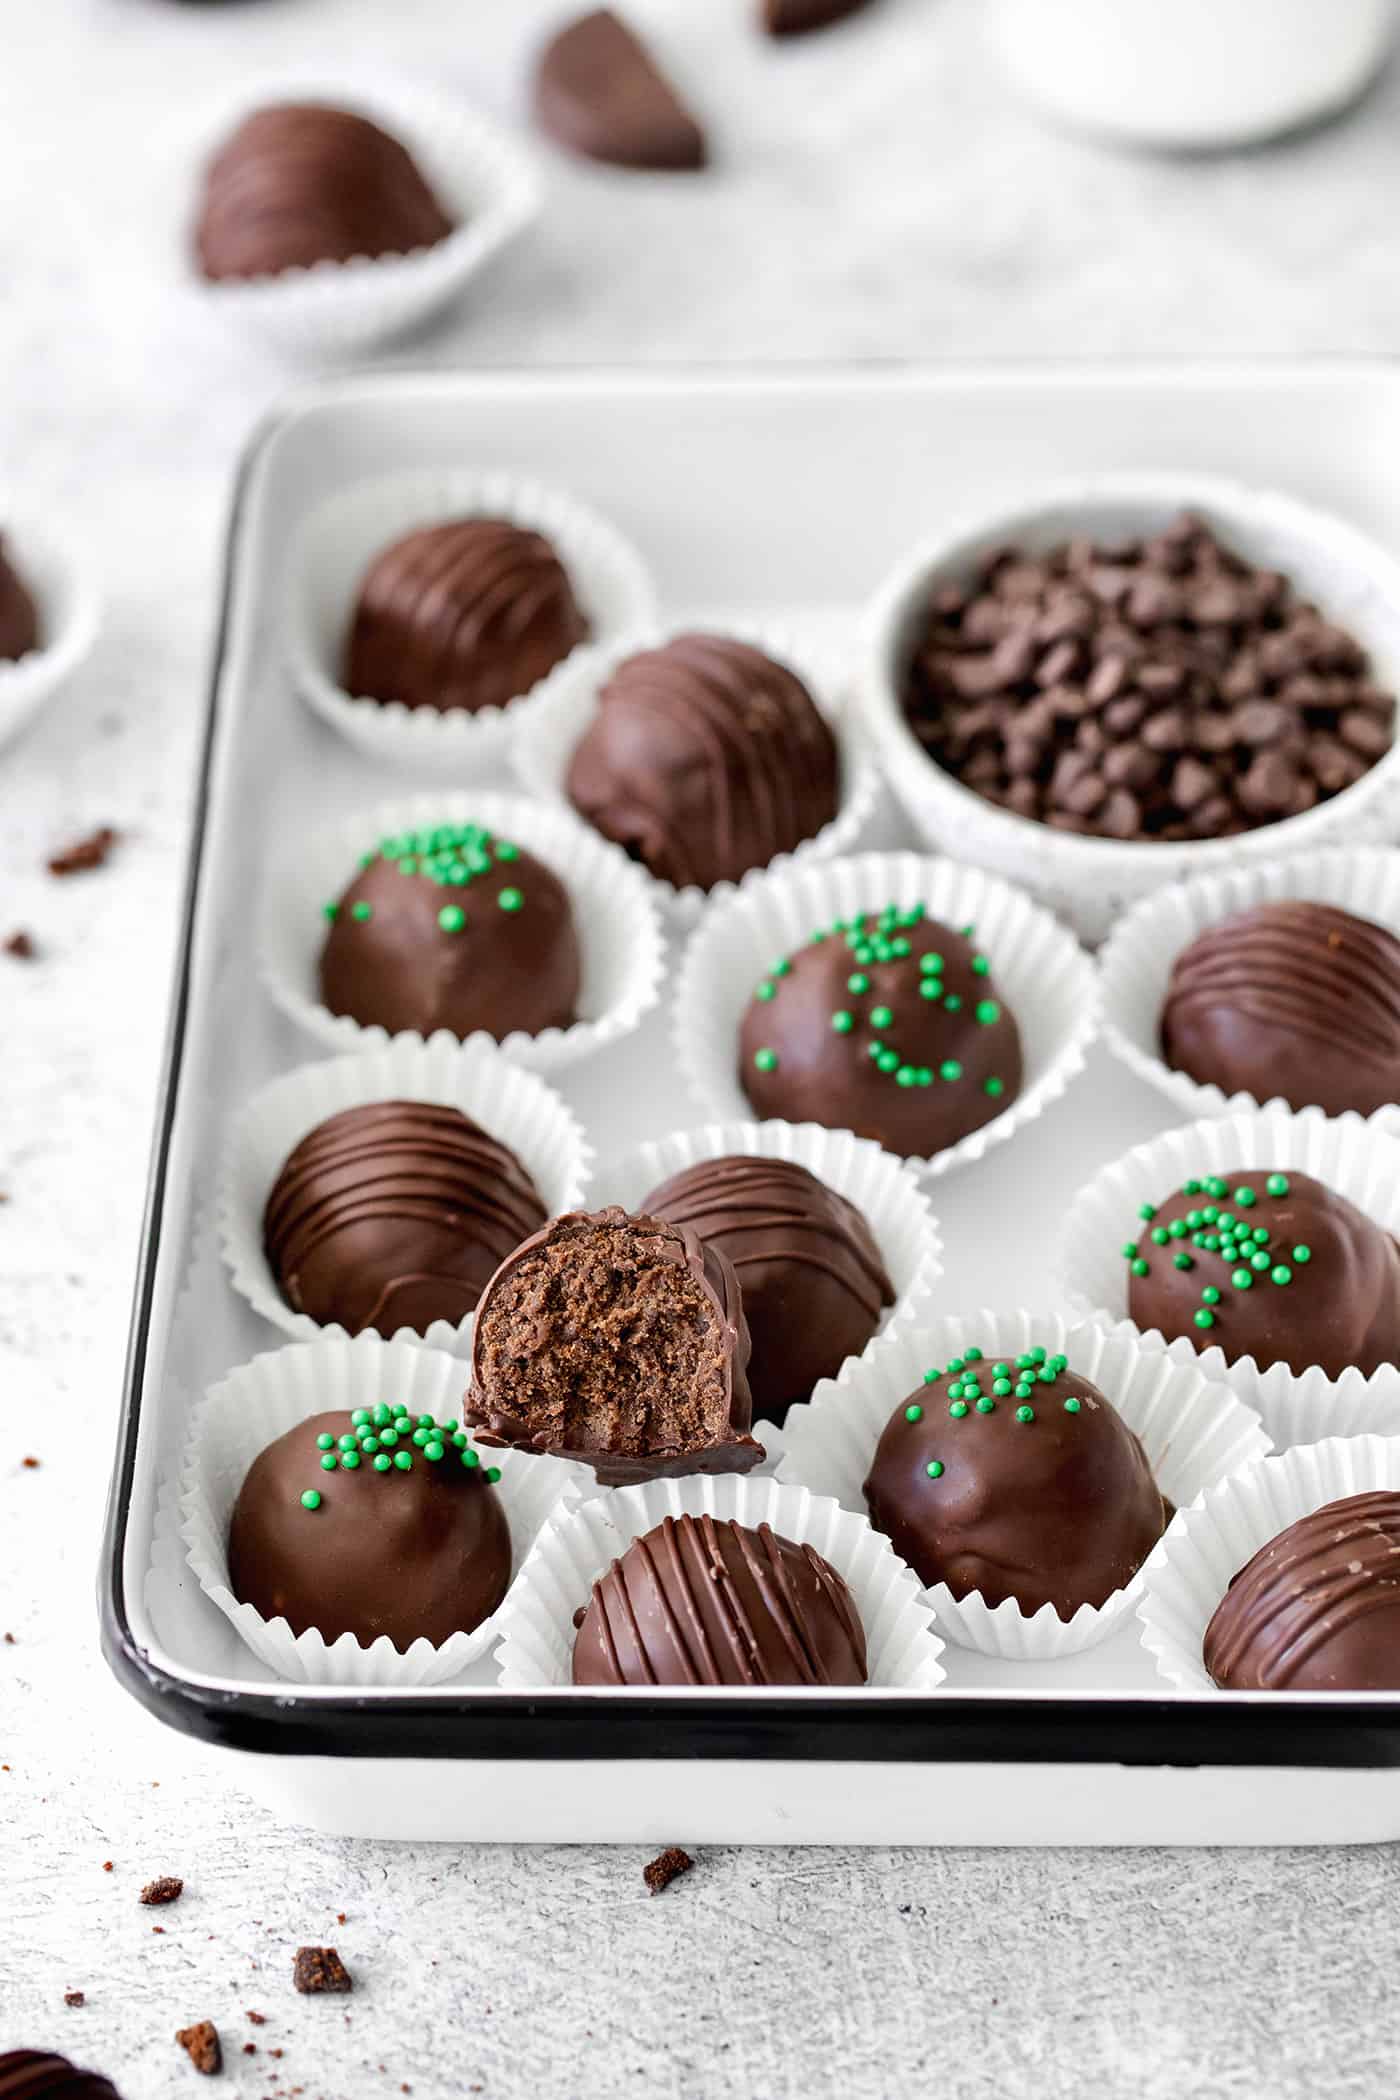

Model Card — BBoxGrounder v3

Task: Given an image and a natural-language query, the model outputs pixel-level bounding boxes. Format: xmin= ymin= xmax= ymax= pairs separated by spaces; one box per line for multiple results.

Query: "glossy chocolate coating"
xmin=228 ymin=1407 xmax=510 ymax=1648
xmin=762 ymin=0 xmax=873 ymax=32
xmin=1125 ymin=1167 xmax=1400 ymax=1379
xmin=466 ymin=1206 xmax=762 ymax=1486
xmin=0 ymin=537 xmax=38 ymax=662
xmin=318 ymin=822 xmax=580 ymax=1042
xmin=194 ymin=102 xmax=455 ymax=282
xmin=533 ymin=10 xmax=706 ymax=170
xmin=1204 ymin=1491 xmax=1400 ymax=1690
xmin=641 ymin=1154 xmax=893 ymax=1425
xmin=739 ymin=903 xmax=1022 ymax=1157
xmin=263 ymin=1099 xmax=547 ymax=1338
xmin=572 ymin=1512 xmax=867 ymax=1685
xmin=1161 ymin=899 xmax=1400 ymax=1117
xmin=0 ymin=2056 xmax=124 ymax=2100
xmin=344 ymin=519 xmax=589 ymax=716
xmin=566 ymin=633 xmax=839 ymax=891
xmin=863 ymin=1354 xmax=1168 ymax=1617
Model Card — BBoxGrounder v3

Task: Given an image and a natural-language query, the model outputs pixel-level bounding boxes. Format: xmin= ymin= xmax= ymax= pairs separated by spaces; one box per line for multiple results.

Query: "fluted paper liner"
xmin=219 ymin=1037 xmax=592 ymax=1356
xmin=1100 ymin=846 xmax=1400 ymax=1132
xmin=859 ymin=473 xmax=1400 ymax=944
xmin=512 ymin=622 xmax=884 ymax=926
xmin=259 ymin=787 xmax=665 ymax=1072
xmin=0 ymin=516 xmax=99 ymax=754
xmin=493 ymin=1473 xmax=945 ymax=1691
xmin=674 ymin=849 xmax=1098 ymax=1176
xmin=291 ymin=468 xmax=656 ymax=769
xmin=178 ymin=1334 xmax=578 ymax=1687
xmin=778 ymin=1311 xmax=1268 ymax=1660
xmin=1062 ymin=1106 xmax=1400 ymax=1449
xmin=1137 ymin=1433 xmax=1400 ymax=1691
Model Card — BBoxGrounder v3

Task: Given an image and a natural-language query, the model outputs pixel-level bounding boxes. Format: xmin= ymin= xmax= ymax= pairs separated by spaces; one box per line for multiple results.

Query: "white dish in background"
xmin=0 ymin=516 xmax=99 ymax=753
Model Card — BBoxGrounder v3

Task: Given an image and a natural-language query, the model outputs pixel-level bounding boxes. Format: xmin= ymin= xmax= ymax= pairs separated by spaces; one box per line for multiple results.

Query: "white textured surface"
xmin=8 ymin=0 xmax=1400 ymax=2092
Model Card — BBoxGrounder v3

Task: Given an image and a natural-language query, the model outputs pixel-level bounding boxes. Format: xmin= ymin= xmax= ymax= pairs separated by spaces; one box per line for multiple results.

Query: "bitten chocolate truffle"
xmin=762 ymin=0 xmax=873 ymax=33
xmin=738 ymin=902 xmax=1022 ymax=1157
xmin=263 ymin=1100 xmax=547 ymax=1338
xmin=863 ymin=1346 xmax=1168 ymax=1617
xmin=228 ymin=1404 xmax=510 ymax=1648
xmin=465 ymin=1206 xmax=762 ymax=1485
xmin=318 ymin=821 xmax=580 ymax=1041
xmin=572 ymin=1512 xmax=867 ymax=1685
xmin=641 ymin=1154 xmax=894 ymax=1425
xmin=1161 ymin=899 xmax=1400 ymax=1116
xmin=0 ymin=537 xmax=38 ymax=662
xmin=565 ymin=634 xmax=840 ymax=891
xmin=343 ymin=519 xmax=589 ymax=716
xmin=534 ymin=10 xmax=706 ymax=170
xmin=1204 ymin=1490 xmax=1400 ymax=1690
xmin=1123 ymin=1167 xmax=1400 ymax=1379
xmin=194 ymin=102 xmax=455 ymax=282
xmin=0 ymin=2054 xmax=124 ymax=2100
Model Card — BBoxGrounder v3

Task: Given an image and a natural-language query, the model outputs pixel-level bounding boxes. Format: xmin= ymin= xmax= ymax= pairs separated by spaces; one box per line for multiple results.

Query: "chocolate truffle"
xmin=1123 ymin=1167 xmax=1400 ymax=1379
xmin=263 ymin=1100 xmax=547 ymax=1338
xmin=565 ymin=633 xmax=840 ymax=891
xmin=194 ymin=102 xmax=455 ymax=282
xmin=318 ymin=821 xmax=580 ymax=1041
xmin=640 ymin=1154 xmax=894 ymax=1425
xmin=739 ymin=902 xmax=1022 ymax=1157
xmin=0 ymin=2055 xmax=124 ymax=2100
xmin=572 ymin=1512 xmax=867 ymax=1685
xmin=863 ymin=1347 xmax=1168 ymax=1617
xmin=1161 ymin=899 xmax=1400 ymax=1117
xmin=228 ymin=1403 xmax=510 ymax=1648
xmin=534 ymin=10 xmax=706 ymax=170
xmin=762 ymin=0 xmax=873 ymax=33
xmin=343 ymin=519 xmax=589 ymax=716
xmin=1204 ymin=1490 xmax=1400 ymax=1690
xmin=465 ymin=1206 xmax=762 ymax=1485
xmin=0 ymin=537 xmax=38 ymax=662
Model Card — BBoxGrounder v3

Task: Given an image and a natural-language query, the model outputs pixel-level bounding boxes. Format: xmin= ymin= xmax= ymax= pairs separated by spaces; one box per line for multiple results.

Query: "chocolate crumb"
xmin=176 ymin=2020 xmax=222 ymax=2075
xmin=643 ymin=1846 xmax=694 ymax=1894
xmin=21 ymin=1456 xmax=39 ymax=1469
xmin=4 ymin=930 xmax=35 ymax=959
xmin=269 ymin=2048 xmax=284 ymax=2059
xmin=243 ymin=2044 xmax=257 ymax=2057
xmin=152 ymin=1925 xmax=165 ymax=1934
xmin=292 ymin=1946 xmax=352 ymax=1994
xmin=102 ymin=1861 xmax=113 ymax=1873
xmin=246 ymin=2012 xmax=267 ymax=2026
xmin=141 ymin=1875 xmax=184 ymax=1906
xmin=4 ymin=1633 xmax=14 ymax=1645
xmin=64 ymin=1989 xmax=86 ymax=2007
xmin=336 ymin=1913 xmax=346 ymax=1925
xmin=48 ymin=825 xmax=118 ymax=877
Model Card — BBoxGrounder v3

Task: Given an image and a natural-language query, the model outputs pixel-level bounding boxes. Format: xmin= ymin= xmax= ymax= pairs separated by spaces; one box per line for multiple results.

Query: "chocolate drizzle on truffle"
xmin=571 ymin=1512 xmax=867 ymax=1685
xmin=0 ymin=537 xmax=38 ymax=662
xmin=1204 ymin=1490 xmax=1400 ymax=1690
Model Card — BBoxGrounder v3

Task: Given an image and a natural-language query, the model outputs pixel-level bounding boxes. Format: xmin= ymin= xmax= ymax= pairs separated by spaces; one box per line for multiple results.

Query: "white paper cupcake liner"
xmin=859 ymin=473 xmax=1400 ymax=945
xmin=177 ymin=1334 xmax=579 ymax=1687
xmin=1062 ymin=1106 xmax=1400 ymax=1449
xmin=290 ymin=469 xmax=657 ymax=770
xmin=673 ymin=849 xmax=1098 ymax=1177
xmin=1137 ymin=1433 xmax=1400 ymax=1691
xmin=0 ymin=516 xmax=99 ymax=754
xmin=259 ymin=788 xmax=666 ymax=1073
xmin=492 ymin=1473 xmax=946 ymax=1691
xmin=777 ymin=1310 xmax=1268 ymax=1660
xmin=180 ymin=78 xmax=539 ymax=357
xmin=219 ymin=1036 xmax=592 ymax=1356
xmin=512 ymin=622 xmax=884 ymax=927
xmin=1100 ymin=846 xmax=1400 ymax=1132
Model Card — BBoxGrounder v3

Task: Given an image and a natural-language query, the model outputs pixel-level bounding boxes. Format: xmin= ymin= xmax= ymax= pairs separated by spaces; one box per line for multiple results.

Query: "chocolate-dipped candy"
xmin=738 ymin=902 xmax=1022 ymax=1157
xmin=641 ymin=1154 xmax=893 ymax=1425
xmin=318 ymin=821 xmax=580 ymax=1041
xmin=762 ymin=0 xmax=874 ymax=33
xmin=263 ymin=1100 xmax=547 ymax=1338
xmin=1204 ymin=1490 xmax=1400 ymax=1690
xmin=0 ymin=2055 xmax=124 ymax=2100
xmin=228 ymin=1403 xmax=510 ymax=1648
xmin=565 ymin=634 xmax=839 ymax=890
xmin=0 ymin=537 xmax=38 ymax=662
xmin=572 ymin=1512 xmax=867 ymax=1685
xmin=863 ymin=1347 xmax=1168 ymax=1617
xmin=344 ymin=519 xmax=589 ymax=716
xmin=1123 ymin=1168 xmax=1400 ymax=1379
xmin=194 ymin=102 xmax=455 ymax=282
xmin=534 ymin=10 xmax=707 ymax=171
xmin=466 ymin=1206 xmax=762 ymax=1485
xmin=1161 ymin=899 xmax=1400 ymax=1116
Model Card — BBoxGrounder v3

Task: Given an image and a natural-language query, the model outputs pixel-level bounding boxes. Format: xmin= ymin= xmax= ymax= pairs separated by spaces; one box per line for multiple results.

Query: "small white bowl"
xmin=0 ymin=518 xmax=99 ymax=754
xmin=860 ymin=472 xmax=1400 ymax=945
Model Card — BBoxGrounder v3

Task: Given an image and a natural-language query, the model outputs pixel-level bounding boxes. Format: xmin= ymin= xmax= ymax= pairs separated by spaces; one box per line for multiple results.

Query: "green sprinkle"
xmin=495 ymin=840 xmax=520 ymax=862
xmin=1139 ymin=1203 xmax=1156 ymax=1222
xmin=1250 ymin=1251 xmax=1270 ymax=1272
xmin=340 ymin=1449 xmax=360 ymax=1469
xmin=1174 ymin=1252 xmax=1194 ymax=1271
xmin=1015 ymin=1405 xmax=1035 ymax=1424
xmin=317 ymin=1433 xmax=335 ymax=1450
xmin=1234 ymin=1186 xmax=1257 ymax=1208
xmin=831 ymin=1010 xmax=855 ymax=1034
xmin=975 ymin=1000 xmax=1000 ymax=1025
xmin=1266 ymin=1173 xmax=1289 ymax=1197
xmin=1271 ymin=1264 xmax=1293 ymax=1286
xmin=1063 ymin=1397 xmax=1081 ymax=1414
xmin=877 ymin=1050 xmax=900 ymax=1074
xmin=485 ymin=1467 xmax=502 ymax=1484
xmin=847 ymin=973 xmax=869 ymax=995
xmin=984 ymin=1077 xmax=1005 ymax=1098
xmin=498 ymin=887 xmax=524 ymax=913
xmin=976 ymin=1396 xmax=996 ymax=1414
xmin=438 ymin=904 xmax=466 ymax=933
xmin=373 ymin=1453 xmax=392 ymax=1472
xmin=905 ymin=1404 xmax=924 ymax=1423
xmin=1183 ymin=1179 xmax=1201 ymax=1195
xmin=939 ymin=1060 xmax=962 ymax=1082
xmin=460 ymin=1447 xmax=480 ymax=1469
xmin=949 ymin=1400 xmax=969 ymax=1418
xmin=1049 ymin=1354 xmax=1068 ymax=1374
xmin=1194 ymin=1309 xmax=1215 ymax=1329
xmin=350 ymin=1408 xmax=370 ymax=1426
xmin=943 ymin=994 xmax=963 ymax=1013
xmin=300 ymin=1489 xmax=322 ymax=1511
xmin=394 ymin=1450 xmax=413 ymax=1471
xmin=755 ymin=980 xmax=776 ymax=1002
xmin=379 ymin=1427 xmax=399 ymax=1448
xmin=926 ymin=1460 xmax=944 ymax=1479
xmin=1131 ymin=1258 xmax=1149 ymax=1277
xmin=1202 ymin=1285 xmax=1221 ymax=1305
xmin=372 ymin=1404 xmax=391 ymax=1427
xmin=1151 ymin=1227 xmax=1169 ymax=1246
xmin=870 ymin=1006 xmax=893 ymax=1030
xmin=772 ymin=958 xmax=792 ymax=978
xmin=992 ymin=1377 xmax=1012 ymax=1396
xmin=322 ymin=901 xmax=339 ymax=922
xmin=1293 ymin=1244 xmax=1311 ymax=1264
xmin=1207 ymin=1176 xmax=1228 ymax=1199
xmin=1252 ymin=1226 xmax=1269 ymax=1243
xmin=424 ymin=1440 xmax=445 ymax=1462
xmin=350 ymin=900 xmax=372 ymax=922
xmin=920 ymin=953 xmax=944 ymax=974
xmin=1029 ymin=1348 xmax=1046 ymax=1364
xmin=922 ymin=1366 xmax=942 ymax=1384
xmin=971 ymin=955 xmax=990 ymax=976
xmin=1232 ymin=1269 xmax=1254 ymax=1290
xmin=1202 ymin=1207 xmax=1218 ymax=1224
xmin=320 ymin=1452 xmax=337 ymax=1472
xmin=754 ymin=1048 xmax=779 ymax=1073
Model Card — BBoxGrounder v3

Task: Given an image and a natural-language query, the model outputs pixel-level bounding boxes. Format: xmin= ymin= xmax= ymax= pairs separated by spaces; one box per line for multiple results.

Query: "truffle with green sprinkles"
xmin=226 ymin=1404 xmax=512 ymax=1649
xmin=1123 ymin=1167 xmax=1400 ymax=1380
xmin=863 ymin=1348 xmax=1169 ymax=1618
xmin=318 ymin=822 xmax=580 ymax=1042
xmin=738 ymin=903 xmax=1022 ymax=1158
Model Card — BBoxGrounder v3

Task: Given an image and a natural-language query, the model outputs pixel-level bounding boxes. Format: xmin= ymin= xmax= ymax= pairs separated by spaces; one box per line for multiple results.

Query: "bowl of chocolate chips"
xmin=861 ymin=474 xmax=1400 ymax=942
